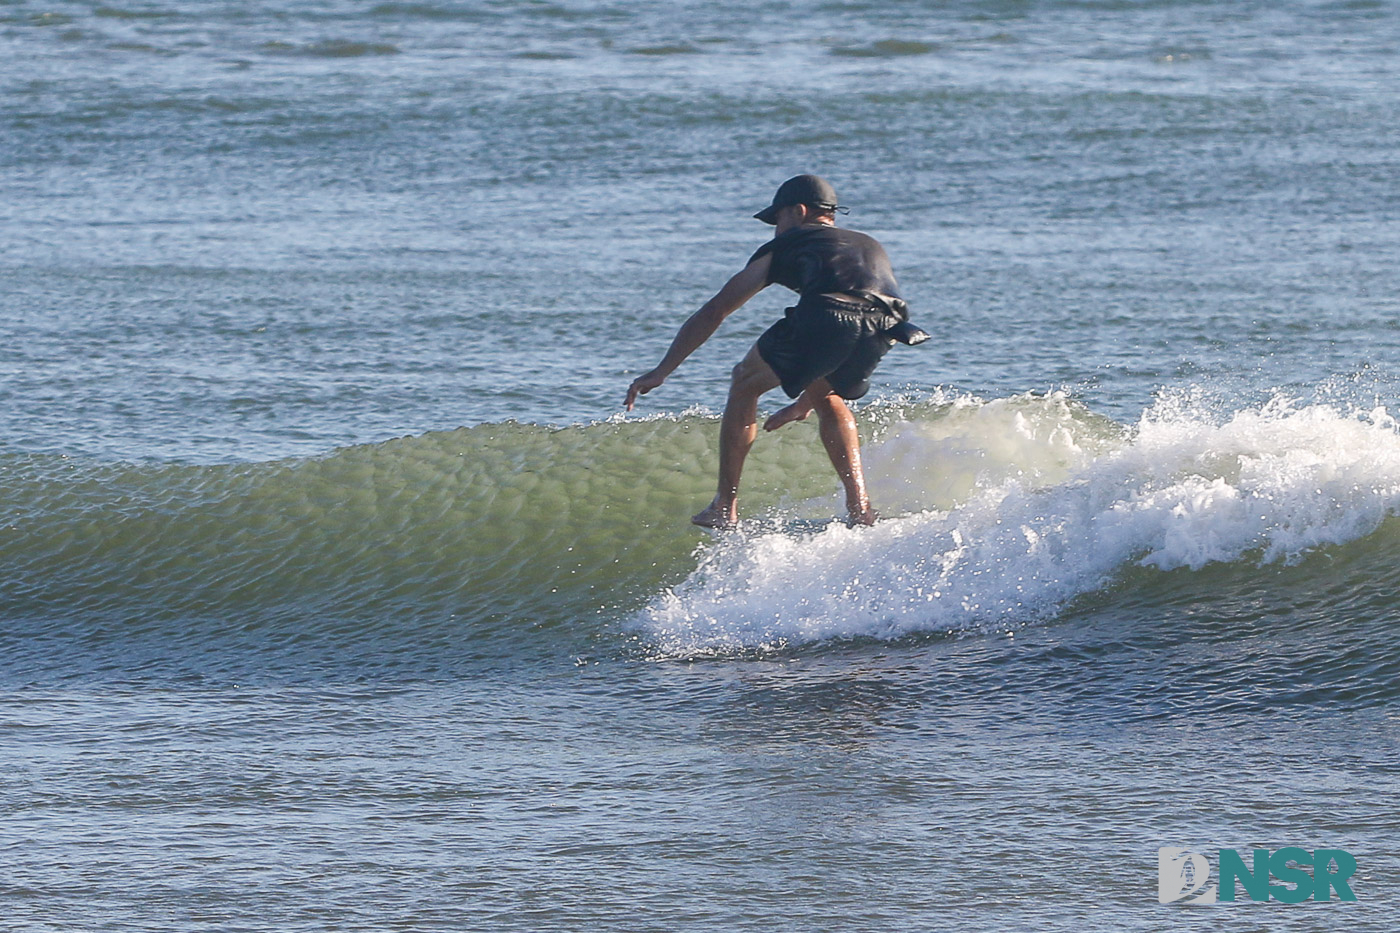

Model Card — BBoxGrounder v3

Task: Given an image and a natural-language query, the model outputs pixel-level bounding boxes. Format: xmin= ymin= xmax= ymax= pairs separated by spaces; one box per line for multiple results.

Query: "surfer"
xmin=624 ymin=174 xmax=918 ymax=529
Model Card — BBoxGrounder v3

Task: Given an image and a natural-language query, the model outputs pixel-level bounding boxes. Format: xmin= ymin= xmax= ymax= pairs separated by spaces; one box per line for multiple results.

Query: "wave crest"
xmin=645 ymin=392 xmax=1400 ymax=655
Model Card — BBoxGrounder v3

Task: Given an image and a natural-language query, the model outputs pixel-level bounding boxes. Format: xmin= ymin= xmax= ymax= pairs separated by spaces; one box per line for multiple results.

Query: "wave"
xmin=0 ymin=412 xmax=838 ymax=665
xmin=258 ymin=40 xmax=401 ymax=58
xmin=5 ymin=391 xmax=1400 ymax=679
xmin=830 ymin=39 xmax=940 ymax=58
xmin=645 ymin=391 xmax=1400 ymax=654
xmin=93 ymin=6 xmax=175 ymax=20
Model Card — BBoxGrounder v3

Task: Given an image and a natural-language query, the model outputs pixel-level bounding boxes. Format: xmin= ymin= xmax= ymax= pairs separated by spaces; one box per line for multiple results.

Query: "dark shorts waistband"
xmin=804 ymin=293 xmax=882 ymax=313
xmin=804 ymin=291 xmax=909 ymax=320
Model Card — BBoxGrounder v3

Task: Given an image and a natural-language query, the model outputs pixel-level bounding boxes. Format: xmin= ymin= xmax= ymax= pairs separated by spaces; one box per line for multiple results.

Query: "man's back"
xmin=749 ymin=223 xmax=901 ymax=300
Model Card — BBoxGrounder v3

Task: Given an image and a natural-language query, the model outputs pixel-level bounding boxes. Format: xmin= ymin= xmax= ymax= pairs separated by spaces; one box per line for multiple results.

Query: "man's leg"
xmin=692 ymin=344 xmax=782 ymax=528
xmin=762 ymin=384 xmax=820 ymax=432
xmin=810 ymin=384 xmax=877 ymax=526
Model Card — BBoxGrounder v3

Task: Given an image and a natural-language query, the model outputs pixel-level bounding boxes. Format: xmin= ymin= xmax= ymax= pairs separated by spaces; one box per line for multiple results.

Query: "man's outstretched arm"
xmin=624 ymin=255 xmax=771 ymax=411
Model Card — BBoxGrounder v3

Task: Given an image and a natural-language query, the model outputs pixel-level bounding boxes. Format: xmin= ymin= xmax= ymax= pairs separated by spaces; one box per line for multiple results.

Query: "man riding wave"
xmin=624 ymin=175 xmax=917 ymax=529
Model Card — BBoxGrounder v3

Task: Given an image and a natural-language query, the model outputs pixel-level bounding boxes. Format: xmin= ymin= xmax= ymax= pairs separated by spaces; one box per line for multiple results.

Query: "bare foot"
xmin=692 ymin=501 xmax=738 ymax=530
xmin=846 ymin=508 xmax=879 ymax=527
xmin=763 ymin=401 xmax=813 ymax=432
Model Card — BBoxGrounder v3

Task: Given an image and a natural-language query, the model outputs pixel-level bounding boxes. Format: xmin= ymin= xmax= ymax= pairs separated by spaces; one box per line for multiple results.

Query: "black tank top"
xmin=748 ymin=224 xmax=901 ymax=300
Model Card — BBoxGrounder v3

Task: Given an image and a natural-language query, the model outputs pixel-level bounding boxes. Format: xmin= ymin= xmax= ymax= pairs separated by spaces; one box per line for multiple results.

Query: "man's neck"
xmin=775 ymin=216 xmax=837 ymax=235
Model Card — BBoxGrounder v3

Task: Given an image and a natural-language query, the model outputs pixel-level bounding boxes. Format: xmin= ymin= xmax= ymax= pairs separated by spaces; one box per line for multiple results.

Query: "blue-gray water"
xmin=3 ymin=1 xmax=1399 ymax=929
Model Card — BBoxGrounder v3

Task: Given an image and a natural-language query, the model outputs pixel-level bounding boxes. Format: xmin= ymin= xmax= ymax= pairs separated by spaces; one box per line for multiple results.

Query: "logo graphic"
xmin=1158 ymin=848 xmax=1217 ymax=904
xmin=1158 ymin=847 xmax=1358 ymax=905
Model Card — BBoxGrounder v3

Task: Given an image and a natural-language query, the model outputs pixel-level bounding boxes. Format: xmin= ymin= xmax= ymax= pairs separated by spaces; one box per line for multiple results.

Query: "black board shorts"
xmin=756 ymin=296 xmax=900 ymax=400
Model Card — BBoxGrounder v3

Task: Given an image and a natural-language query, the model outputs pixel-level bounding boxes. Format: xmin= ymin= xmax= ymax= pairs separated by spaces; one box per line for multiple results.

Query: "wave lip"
xmin=644 ymin=392 xmax=1400 ymax=656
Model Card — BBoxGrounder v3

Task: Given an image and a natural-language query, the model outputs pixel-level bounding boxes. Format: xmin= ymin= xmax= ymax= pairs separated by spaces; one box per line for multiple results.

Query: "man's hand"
xmin=625 ymin=369 xmax=666 ymax=411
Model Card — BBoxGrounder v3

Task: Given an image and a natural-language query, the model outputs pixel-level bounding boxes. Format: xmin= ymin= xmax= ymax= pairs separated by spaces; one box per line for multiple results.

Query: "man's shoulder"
xmin=796 ymin=225 xmax=887 ymax=256
xmin=804 ymin=223 xmax=881 ymax=242
xmin=767 ymin=223 xmax=874 ymax=245
xmin=748 ymin=224 xmax=884 ymax=264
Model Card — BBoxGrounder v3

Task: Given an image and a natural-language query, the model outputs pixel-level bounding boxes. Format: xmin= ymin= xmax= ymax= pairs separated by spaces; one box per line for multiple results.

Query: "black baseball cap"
xmin=754 ymin=174 xmax=847 ymax=224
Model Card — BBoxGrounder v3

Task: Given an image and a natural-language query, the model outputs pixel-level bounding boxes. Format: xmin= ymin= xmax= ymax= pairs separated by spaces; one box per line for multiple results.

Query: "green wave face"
xmin=0 ymin=412 xmax=843 ymax=656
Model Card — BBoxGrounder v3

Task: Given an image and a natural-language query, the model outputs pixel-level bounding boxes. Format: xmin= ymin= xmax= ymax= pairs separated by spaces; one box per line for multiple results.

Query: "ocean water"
xmin=4 ymin=0 xmax=1400 ymax=929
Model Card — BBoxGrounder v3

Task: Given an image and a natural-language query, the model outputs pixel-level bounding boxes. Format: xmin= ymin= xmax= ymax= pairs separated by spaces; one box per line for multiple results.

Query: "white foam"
xmin=644 ymin=391 xmax=1400 ymax=654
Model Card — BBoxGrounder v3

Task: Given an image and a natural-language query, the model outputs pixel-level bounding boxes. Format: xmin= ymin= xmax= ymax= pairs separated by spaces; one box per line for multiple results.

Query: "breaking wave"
xmin=6 ymin=389 xmax=1400 ymax=678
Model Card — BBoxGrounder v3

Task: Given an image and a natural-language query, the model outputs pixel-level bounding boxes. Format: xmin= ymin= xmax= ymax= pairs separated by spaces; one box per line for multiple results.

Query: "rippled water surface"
xmin=4 ymin=1 xmax=1400 ymax=929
